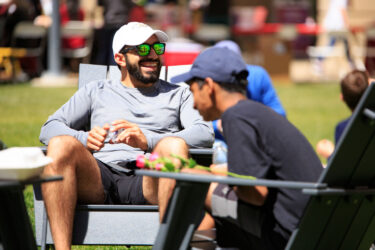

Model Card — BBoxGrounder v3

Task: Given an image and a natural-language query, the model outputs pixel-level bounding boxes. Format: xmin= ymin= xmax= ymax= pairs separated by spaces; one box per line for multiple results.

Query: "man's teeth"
xmin=142 ymin=62 xmax=157 ymax=67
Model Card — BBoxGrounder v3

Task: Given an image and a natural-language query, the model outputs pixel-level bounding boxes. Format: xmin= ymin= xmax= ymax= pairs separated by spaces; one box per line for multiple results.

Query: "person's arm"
xmin=233 ymin=186 xmax=268 ymax=206
xmin=39 ymin=85 xmax=92 ymax=146
xmin=145 ymin=87 xmax=214 ymax=151
xmin=341 ymin=0 xmax=350 ymax=29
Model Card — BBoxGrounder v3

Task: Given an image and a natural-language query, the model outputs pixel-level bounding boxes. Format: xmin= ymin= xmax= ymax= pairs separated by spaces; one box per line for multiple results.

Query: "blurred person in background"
xmin=93 ymin=0 xmax=133 ymax=66
xmin=60 ymin=0 xmax=85 ymax=72
xmin=314 ymin=0 xmax=355 ymax=75
xmin=316 ymin=70 xmax=370 ymax=160
xmin=189 ymin=0 xmax=229 ymax=25
xmin=0 ymin=0 xmax=41 ymax=79
xmin=212 ymin=40 xmax=286 ymax=146
xmin=0 ymin=0 xmax=36 ymax=47
xmin=34 ymin=0 xmax=52 ymax=27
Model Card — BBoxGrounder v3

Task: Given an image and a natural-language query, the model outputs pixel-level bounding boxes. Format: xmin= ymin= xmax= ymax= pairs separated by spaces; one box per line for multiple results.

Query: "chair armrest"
xmin=189 ymin=148 xmax=213 ymax=155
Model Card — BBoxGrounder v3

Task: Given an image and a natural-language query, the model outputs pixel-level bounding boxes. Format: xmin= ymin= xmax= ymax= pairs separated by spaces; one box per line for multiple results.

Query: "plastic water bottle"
xmin=212 ymin=141 xmax=228 ymax=164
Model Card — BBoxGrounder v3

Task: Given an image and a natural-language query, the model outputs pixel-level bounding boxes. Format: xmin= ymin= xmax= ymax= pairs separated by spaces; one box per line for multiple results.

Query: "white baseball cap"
xmin=112 ymin=22 xmax=169 ymax=56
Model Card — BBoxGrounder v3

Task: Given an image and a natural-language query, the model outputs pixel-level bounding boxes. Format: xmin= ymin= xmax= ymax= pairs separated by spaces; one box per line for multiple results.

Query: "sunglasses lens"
xmin=137 ymin=44 xmax=151 ymax=56
xmin=153 ymin=43 xmax=165 ymax=55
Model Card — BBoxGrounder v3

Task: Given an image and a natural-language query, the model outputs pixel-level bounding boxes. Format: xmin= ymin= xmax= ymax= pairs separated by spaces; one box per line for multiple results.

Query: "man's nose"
xmin=147 ymin=48 xmax=158 ymax=59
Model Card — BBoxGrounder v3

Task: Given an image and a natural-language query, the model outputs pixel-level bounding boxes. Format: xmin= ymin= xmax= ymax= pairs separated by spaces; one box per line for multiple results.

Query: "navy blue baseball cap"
xmin=170 ymin=47 xmax=248 ymax=84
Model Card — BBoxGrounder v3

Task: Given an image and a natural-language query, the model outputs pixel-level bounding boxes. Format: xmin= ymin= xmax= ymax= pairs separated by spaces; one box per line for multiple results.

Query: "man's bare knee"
xmin=154 ymin=137 xmax=188 ymax=157
xmin=48 ymin=135 xmax=86 ymax=158
xmin=46 ymin=135 xmax=87 ymax=174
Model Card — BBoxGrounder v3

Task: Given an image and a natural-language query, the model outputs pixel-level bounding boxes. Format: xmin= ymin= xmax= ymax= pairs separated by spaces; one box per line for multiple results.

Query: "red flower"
xmin=155 ymin=163 xmax=163 ymax=171
xmin=136 ymin=154 xmax=146 ymax=168
xmin=149 ymin=152 xmax=159 ymax=162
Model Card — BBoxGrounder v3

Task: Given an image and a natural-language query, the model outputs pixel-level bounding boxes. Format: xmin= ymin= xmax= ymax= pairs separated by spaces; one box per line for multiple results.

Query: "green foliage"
xmin=275 ymin=83 xmax=350 ymax=163
xmin=162 ymin=157 xmax=177 ymax=172
xmin=0 ymin=83 xmax=76 ymax=147
xmin=188 ymin=158 xmax=197 ymax=168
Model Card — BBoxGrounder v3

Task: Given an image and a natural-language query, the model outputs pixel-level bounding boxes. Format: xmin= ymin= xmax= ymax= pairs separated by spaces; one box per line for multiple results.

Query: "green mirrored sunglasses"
xmin=121 ymin=42 xmax=166 ymax=56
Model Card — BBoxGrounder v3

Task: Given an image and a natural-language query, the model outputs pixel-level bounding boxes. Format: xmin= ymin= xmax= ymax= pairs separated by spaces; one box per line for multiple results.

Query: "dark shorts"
xmin=96 ymin=159 xmax=147 ymax=205
xmin=211 ymin=183 xmax=287 ymax=250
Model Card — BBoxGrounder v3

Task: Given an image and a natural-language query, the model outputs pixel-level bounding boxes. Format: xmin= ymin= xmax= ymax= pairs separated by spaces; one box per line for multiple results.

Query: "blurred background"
xmin=1 ymin=0 xmax=375 ymax=84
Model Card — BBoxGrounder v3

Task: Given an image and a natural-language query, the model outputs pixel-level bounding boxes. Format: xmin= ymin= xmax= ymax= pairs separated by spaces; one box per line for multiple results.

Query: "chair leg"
xmin=41 ymin=203 xmax=48 ymax=250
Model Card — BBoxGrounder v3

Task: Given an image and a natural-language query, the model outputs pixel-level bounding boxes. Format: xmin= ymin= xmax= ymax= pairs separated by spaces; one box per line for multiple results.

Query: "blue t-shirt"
xmin=213 ymin=65 xmax=286 ymax=140
xmin=335 ymin=117 xmax=351 ymax=144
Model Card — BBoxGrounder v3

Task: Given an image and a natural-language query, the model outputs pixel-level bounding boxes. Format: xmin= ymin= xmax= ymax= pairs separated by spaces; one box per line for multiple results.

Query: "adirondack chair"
xmin=136 ymin=82 xmax=375 ymax=250
xmin=285 ymin=82 xmax=375 ymax=250
xmin=33 ymin=63 xmax=211 ymax=249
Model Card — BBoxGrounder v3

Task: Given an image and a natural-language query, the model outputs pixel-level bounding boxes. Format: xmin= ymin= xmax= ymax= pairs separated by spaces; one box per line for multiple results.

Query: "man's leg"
xmin=142 ymin=137 xmax=188 ymax=221
xmin=41 ymin=135 xmax=105 ymax=250
xmin=198 ymin=182 xmax=218 ymax=230
xmin=206 ymin=183 xmax=267 ymax=249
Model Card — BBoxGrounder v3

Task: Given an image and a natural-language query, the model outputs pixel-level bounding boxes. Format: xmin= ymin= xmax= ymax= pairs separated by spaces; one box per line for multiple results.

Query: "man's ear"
xmin=340 ymin=93 xmax=344 ymax=102
xmin=114 ymin=53 xmax=126 ymax=67
xmin=204 ymin=77 xmax=215 ymax=93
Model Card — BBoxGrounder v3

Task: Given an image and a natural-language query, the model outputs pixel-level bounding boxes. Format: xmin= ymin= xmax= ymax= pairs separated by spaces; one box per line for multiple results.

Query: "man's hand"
xmin=181 ymin=167 xmax=210 ymax=175
xmin=216 ymin=119 xmax=223 ymax=135
xmin=316 ymin=139 xmax=334 ymax=160
xmin=210 ymin=163 xmax=227 ymax=176
xmin=86 ymin=123 xmax=110 ymax=151
xmin=110 ymin=120 xmax=148 ymax=151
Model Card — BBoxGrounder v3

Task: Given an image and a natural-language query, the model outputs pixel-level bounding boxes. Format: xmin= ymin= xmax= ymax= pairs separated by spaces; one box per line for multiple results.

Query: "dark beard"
xmin=125 ymin=55 xmax=161 ymax=84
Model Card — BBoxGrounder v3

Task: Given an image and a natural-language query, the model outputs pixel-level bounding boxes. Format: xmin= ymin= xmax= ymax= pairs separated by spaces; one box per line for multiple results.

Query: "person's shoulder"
xmin=336 ymin=117 xmax=351 ymax=130
xmin=83 ymin=79 xmax=111 ymax=89
xmin=235 ymin=99 xmax=261 ymax=109
xmin=247 ymin=64 xmax=267 ymax=72
xmin=224 ymin=100 xmax=255 ymax=117
xmin=247 ymin=64 xmax=270 ymax=77
xmin=226 ymin=99 xmax=278 ymax=118
xmin=79 ymin=79 xmax=115 ymax=95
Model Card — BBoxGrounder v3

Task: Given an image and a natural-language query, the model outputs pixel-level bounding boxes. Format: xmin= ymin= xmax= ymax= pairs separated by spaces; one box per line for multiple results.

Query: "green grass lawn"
xmin=0 ymin=81 xmax=350 ymax=249
xmin=276 ymin=83 xmax=351 ymax=150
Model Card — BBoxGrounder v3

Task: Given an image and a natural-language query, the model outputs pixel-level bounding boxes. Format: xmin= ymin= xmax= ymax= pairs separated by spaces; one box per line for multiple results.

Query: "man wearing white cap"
xmin=39 ymin=22 xmax=214 ymax=249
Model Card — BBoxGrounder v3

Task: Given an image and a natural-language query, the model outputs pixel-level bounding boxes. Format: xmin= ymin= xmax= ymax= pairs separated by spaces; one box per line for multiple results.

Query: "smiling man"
xmin=171 ymin=47 xmax=322 ymax=249
xmin=39 ymin=22 xmax=214 ymax=250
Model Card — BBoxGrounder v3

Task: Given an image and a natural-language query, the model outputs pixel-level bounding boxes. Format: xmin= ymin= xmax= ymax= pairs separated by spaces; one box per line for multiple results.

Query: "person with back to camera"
xmin=316 ymin=70 xmax=370 ymax=160
xmin=39 ymin=22 xmax=214 ymax=250
xmin=171 ymin=47 xmax=323 ymax=249
xmin=212 ymin=40 xmax=286 ymax=143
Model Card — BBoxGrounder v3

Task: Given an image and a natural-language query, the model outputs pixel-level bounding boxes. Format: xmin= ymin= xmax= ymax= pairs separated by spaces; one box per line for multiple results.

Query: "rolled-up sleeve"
xmin=146 ymin=87 xmax=214 ymax=150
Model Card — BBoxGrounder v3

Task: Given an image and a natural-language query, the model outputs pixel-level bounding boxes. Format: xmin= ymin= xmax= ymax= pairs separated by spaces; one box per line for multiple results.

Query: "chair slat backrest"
xmin=61 ymin=21 xmax=92 ymax=37
xmin=286 ymin=83 xmax=375 ymax=250
xmin=12 ymin=21 xmax=47 ymax=39
xmin=319 ymin=82 xmax=375 ymax=186
xmin=165 ymin=64 xmax=192 ymax=83
xmin=11 ymin=21 xmax=47 ymax=57
xmin=80 ymin=64 xmax=168 ymax=88
xmin=108 ymin=65 xmax=121 ymax=82
xmin=78 ymin=64 xmax=107 ymax=89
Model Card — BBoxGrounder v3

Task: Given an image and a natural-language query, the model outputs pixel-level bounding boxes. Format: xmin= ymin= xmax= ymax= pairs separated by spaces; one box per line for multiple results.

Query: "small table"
xmin=136 ymin=170 xmax=326 ymax=250
xmin=0 ymin=175 xmax=62 ymax=250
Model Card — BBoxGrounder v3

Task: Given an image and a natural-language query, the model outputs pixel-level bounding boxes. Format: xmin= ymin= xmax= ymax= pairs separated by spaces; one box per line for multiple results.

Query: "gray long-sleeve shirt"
xmin=40 ymin=79 xmax=214 ymax=164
